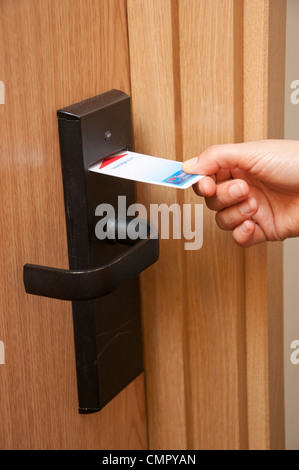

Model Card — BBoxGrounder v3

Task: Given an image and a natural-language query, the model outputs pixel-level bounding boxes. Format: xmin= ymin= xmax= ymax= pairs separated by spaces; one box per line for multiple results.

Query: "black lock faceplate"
xmin=57 ymin=90 xmax=144 ymax=413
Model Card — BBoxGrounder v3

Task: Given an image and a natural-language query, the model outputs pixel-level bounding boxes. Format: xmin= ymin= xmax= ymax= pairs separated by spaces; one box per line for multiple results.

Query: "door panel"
xmin=128 ymin=0 xmax=247 ymax=450
xmin=0 ymin=0 xmax=147 ymax=450
xmin=128 ymin=0 xmax=285 ymax=450
xmin=243 ymin=0 xmax=286 ymax=449
xmin=0 ymin=0 xmax=286 ymax=450
xmin=127 ymin=0 xmax=189 ymax=449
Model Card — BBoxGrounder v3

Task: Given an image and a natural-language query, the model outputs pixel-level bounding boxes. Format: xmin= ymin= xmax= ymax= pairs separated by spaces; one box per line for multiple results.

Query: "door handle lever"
xmin=24 ymin=219 xmax=159 ymax=301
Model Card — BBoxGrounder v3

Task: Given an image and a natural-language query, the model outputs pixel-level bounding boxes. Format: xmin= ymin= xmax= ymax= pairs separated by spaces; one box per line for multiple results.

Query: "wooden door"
xmin=127 ymin=0 xmax=286 ymax=450
xmin=0 ymin=0 xmax=147 ymax=450
xmin=0 ymin=0 xmax=286 ymax=450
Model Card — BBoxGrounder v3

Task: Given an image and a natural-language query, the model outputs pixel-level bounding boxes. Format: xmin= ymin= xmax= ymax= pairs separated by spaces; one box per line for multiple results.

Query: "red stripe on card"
xmin=99 ymin=153 xmax=127 ymax=169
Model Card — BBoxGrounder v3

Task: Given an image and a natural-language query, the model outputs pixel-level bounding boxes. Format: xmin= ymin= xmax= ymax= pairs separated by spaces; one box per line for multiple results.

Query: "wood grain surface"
xmin=0 ymin=0 xmax=286 ymax=450
xmin=243 ymin=0 xmax=286 ymax=450
xmin=128 ymin=0 xmax=247 ymax=450
xmin=127 ymin=0 xmax=189 ymax=449
xmin=0 ymin=0 xmax=147 ymax=450
xmin=128 ymin=0 xmax=286 ymax=450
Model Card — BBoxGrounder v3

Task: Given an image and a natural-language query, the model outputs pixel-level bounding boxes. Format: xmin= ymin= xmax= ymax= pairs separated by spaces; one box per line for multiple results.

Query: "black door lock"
xmin=23 ymin=90 xmax=159 ymax=413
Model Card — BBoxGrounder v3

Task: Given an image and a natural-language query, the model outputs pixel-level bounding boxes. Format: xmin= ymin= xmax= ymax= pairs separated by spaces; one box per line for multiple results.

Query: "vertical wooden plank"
xmin=128 ymin=0 xmax=285 ymax=450
xmin=0 ymin=0 xmax=147 ymax=449
xmin=128 ymin=0 xmax=247 ymax=449
xmin=127 ymin=0 xmax=188 ymax=450
xmin=179 ymin=0 xmax=247 ymax=450
xmin=243 ymin=0 xmax=286 ymax=450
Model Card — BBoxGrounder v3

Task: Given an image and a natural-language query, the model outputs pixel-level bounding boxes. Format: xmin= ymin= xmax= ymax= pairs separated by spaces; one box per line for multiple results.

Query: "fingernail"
xmin=240 ymin=220 xmax=252 ymax=233
xmin=182 ymin=157 xmax=198 ymax=170
xmin=239 ymin=199 xmax=253 ymax=215
xmin=229 ymin=181 xmax=247 ymax=199
xmin=196 ymin=180 xmax=204 ymax=193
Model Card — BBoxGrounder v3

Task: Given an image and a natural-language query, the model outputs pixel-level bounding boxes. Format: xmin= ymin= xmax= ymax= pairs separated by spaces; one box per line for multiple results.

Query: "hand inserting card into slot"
xmin=89 ymin=150 xmax=204 ymax=189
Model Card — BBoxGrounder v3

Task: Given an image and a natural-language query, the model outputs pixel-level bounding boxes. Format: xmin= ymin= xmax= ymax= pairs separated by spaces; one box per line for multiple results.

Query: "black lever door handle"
xmin=24 ymin=91 xmax=160 ymax=413
xmin=24 ymin=219 xmax=159 ymax=301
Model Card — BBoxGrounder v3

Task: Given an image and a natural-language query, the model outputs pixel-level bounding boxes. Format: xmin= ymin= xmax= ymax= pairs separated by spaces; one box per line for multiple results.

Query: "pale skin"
xmin=182 ymin=139 xmax=299 ymax=248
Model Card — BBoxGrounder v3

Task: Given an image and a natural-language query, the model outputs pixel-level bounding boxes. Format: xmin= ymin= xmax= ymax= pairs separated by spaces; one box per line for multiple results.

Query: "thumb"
xmin=182 ymin=142 xmax=256 ymax=175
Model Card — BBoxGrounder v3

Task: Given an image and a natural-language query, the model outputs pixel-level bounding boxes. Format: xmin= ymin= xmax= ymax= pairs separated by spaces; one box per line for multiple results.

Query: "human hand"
xmin=182 ymin=139 xmax=299 ymax=247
